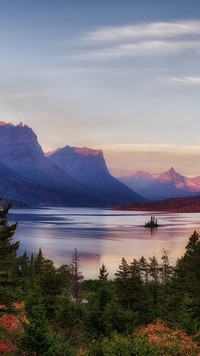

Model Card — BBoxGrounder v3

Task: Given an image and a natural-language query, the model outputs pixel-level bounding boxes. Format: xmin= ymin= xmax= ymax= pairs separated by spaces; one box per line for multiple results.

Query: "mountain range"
xmin=0 ymin=121 xmax=143 ymax=207
xmin=1 ymin=120 xmax=200 ymax=208
xmin=119 ymin=167 xmax=200 ymax=200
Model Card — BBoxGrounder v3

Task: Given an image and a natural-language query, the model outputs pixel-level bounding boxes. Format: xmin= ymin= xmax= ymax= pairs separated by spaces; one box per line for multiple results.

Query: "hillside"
xmin=114 ymin=195 xmax=200 ymax=213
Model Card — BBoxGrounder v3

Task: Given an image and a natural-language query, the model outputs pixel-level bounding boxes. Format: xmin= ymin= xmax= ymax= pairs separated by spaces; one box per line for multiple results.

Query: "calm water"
xmin=9 ymin=207 xmax=200 ymax=279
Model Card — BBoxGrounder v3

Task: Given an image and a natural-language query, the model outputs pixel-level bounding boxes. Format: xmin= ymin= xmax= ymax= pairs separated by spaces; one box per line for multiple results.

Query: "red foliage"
xmin=135 ymin=318 xmax=200 ymax=355
xmin=0 ymin=340 xmax=15 ymax=353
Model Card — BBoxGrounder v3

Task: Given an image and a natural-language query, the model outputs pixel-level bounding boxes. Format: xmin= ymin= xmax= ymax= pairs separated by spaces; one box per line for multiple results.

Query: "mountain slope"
xmin=0 ymin=122 xmax=95 ymax=206
xmin=47 ymin=146 xmax=144 ymax=205
xmin=0 ymin=160 xmax=70 ymax=207
xmin=119 ymin=167 xmax=200 ymax=200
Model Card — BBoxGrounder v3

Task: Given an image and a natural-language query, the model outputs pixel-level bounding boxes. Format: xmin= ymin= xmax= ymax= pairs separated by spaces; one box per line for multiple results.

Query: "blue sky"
xmin=1 ymin=1 xmax=200 ymax=176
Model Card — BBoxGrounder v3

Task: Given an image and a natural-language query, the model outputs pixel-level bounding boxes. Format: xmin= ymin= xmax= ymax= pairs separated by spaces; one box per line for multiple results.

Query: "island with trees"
xmin=144 ymin=215 xmax=160 ymax=228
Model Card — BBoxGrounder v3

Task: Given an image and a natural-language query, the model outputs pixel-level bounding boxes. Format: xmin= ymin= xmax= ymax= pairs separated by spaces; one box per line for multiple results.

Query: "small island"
xmin=144 ymin=215 xmax=159 ymax=228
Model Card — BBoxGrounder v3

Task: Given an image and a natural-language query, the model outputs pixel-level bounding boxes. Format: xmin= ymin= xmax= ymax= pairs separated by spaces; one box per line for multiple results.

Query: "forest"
xmin=0 ymin=203 xmax=200 ymax=355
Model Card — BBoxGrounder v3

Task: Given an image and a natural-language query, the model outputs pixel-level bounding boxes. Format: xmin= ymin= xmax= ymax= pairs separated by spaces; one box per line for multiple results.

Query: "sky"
xmin=1 ymin=0 xmax=200 ymax=177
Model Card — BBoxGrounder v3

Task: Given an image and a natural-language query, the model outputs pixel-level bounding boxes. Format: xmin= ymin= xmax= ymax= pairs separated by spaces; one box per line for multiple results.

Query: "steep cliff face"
xmin=0 ymin=123 xmax=92 ymax=205
xmin=0 ymin=123 xmax=45 ymax=165
xmin=0 ymin=122 xmax=49 ymax=170
xmin=0 ymin=123 xmax=82 ymax=193
xmin=47 ymin=146 xmax=109 ymax=178
xmin=48 ymin=146 xmax=144 ymax=205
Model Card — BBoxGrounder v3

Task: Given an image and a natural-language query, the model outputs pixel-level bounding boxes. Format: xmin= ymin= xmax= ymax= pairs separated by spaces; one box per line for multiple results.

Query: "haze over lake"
xmin=10 ymin=207 xmax=200 ymax=279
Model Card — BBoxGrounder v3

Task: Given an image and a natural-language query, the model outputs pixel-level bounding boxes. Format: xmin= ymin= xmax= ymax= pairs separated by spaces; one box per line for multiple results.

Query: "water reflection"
xmin=9 ymin=207 xmax=200 ymax=279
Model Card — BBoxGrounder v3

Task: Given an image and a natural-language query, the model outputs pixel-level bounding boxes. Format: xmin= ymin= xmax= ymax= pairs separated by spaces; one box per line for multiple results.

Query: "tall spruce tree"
xmin=98 ymin=263 xmax=109 ymax=281
xmin=0 ymin=202 xmax=19 ymax=313
xmin=115 ymin=258 xmax=131 ymax=309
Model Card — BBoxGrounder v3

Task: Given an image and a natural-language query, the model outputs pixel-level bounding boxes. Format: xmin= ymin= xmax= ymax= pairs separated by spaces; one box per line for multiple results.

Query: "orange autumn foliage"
xmin=0 ymin=302 xmax=28 ymax=354
xmin=0 ymin=302 xmax=28 ymax=330
xmin=0 ymin=340 xmax=15 ymax=354
xmin=135 ymin=318 xmax=200 ymax=355
xmin=0 ymin=314 xmax=22 ymax=332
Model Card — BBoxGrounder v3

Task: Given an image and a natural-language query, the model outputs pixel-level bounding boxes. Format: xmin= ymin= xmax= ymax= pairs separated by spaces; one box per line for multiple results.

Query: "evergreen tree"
xmin=138 ymin=256 xmax=149 ymax=284
xmin=98 ymin=263 xmax=109 ymax=280
xmin=34 ymin=247 xmax=45 ymax=275
xmin=20 ymin=302 xmax=57 ymax=355
xmin=177 ymin=293 xmax=198 ymax=334
xmin=129 ymin=259 xmax=150 ymax=323
xmin=161 ymin=231 xmax=200 ymax=327
xmin=115 ymin=257 xmax=131 ymax=309
xmin=0 ymin=202 xmax=19 ymax=313
xmin=168 ymin=231 xmax=200 ymax=325
xmin=148 ymin=256 xmax=160 ymax=283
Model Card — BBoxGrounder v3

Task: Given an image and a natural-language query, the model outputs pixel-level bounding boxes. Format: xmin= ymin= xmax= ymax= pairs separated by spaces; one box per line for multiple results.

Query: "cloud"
xmin=77 ymin=20 xmax=200 ymax=60
xmin=166 ymin=76 xmax=200 ymax=85
xmin=81 ymin=21 xmax=200 ymax=43
xmin=78 ymin=40 xmax=199 ymax=60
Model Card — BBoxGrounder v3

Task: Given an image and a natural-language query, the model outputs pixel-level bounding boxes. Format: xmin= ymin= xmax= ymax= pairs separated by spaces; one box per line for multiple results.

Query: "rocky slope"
xmin=0 ymin=160 xmax=67 ymax=207
xmin=47 ymin=146 xmax=144 ymax=205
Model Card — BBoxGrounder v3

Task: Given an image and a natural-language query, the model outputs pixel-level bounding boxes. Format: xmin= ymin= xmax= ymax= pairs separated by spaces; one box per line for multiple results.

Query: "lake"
xmin=9 ymin=207 xmax=200 ymax=279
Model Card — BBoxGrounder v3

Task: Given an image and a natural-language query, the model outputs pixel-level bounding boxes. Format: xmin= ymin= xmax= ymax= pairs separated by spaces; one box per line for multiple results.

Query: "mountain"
xmin=0 ymin=122 xmax=143 ymax=206
xmin=119 ymin=167 xmax=200 ymax=200
xmin=0 ymin=122 xmax=95 ymax=206
xmin=0 ymin=160 xmax=69 ymax=207
xmin=47 ymin=145 xmax=144 ymax=205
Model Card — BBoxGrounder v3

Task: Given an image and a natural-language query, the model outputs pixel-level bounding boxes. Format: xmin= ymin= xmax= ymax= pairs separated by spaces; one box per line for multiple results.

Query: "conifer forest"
xmin=0 ymin=203 xmax=200 ymax=355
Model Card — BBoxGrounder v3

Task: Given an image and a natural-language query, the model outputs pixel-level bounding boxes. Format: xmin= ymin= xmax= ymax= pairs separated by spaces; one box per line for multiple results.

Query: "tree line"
xmin=0 ymin=202 xmax=200 ymax=355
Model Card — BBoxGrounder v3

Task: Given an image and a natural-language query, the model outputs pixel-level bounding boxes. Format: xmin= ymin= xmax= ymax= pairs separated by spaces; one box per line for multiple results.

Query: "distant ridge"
xmin=119 ymin=167 xmax=200 ymax=200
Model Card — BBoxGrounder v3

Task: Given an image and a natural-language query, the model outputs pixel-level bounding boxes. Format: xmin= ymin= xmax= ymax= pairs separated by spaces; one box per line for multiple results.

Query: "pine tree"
xmin=139 ymin=256 xmax=149 ymax=284
xmin=20 ymin=302 xmax=56 ymax=355
xmin=34 ymin=247 xmax=45 ymax=275
xmin=177 ymin=293 xmax=198 ymax=334
xmin=115 ymin=258 xmax=131 ymax=309
xmin=0 ymin=202 xmax=19 ymax=313
xmin=98 ymin=263 xmax=109 ymax=280
xmin=169 ymin=231 xmax=200 ymax=324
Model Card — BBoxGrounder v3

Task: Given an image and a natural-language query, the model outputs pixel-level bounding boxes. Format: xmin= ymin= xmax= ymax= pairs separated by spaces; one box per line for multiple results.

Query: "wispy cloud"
xmin=77 ymin=20 xmax=200 ymax=60
xmin=78 ymin=40 xmax=199 ymax=60
xmin=166 ymin=76 xmax=200 ymax=85
xmin=82 ymin=21 xmax=200 ymax=43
